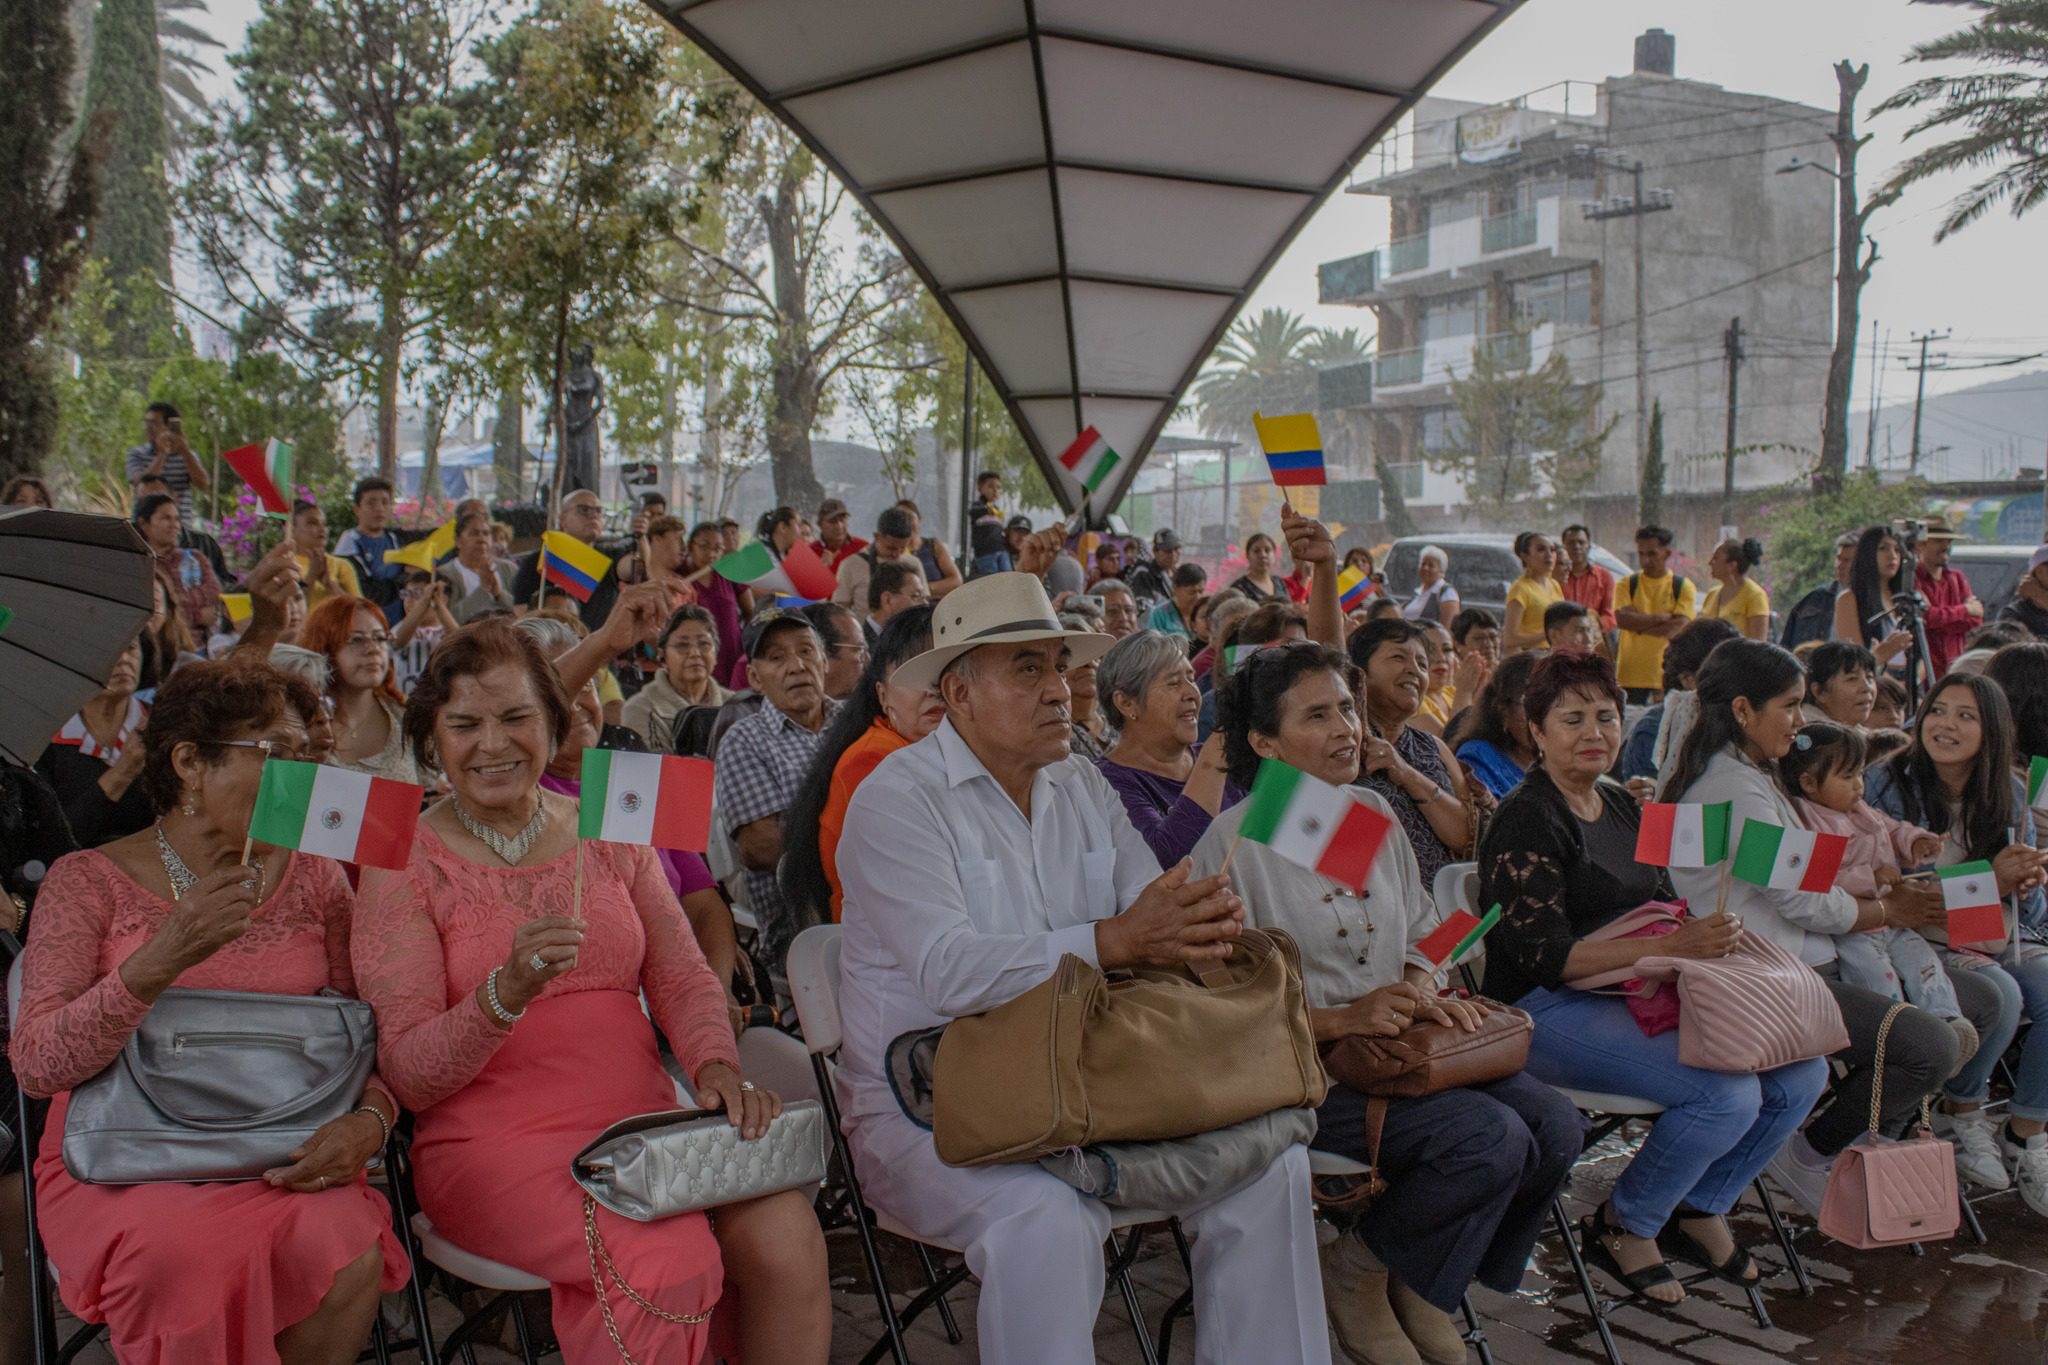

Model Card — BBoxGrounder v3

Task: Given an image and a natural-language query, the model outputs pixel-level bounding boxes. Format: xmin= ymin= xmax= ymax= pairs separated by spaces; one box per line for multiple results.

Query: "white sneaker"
xmin=1765 ymin=1132 xmax=1833 ymax=1219
xmin=1949 ymin=1109 xmax=2014 ymax=1191
xmin=2003 ymin=1125 xmax=2048 ymax=1218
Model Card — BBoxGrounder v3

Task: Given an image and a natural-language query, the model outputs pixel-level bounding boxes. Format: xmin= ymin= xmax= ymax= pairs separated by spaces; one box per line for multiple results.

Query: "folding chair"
xmin=786 ymin=924 xmax=1168 ymax=1365
xmin=1429 ymin=862 xmax=1486 ymax=994
xmin=1548 ymin=1087 xmax=1810 ymax=1365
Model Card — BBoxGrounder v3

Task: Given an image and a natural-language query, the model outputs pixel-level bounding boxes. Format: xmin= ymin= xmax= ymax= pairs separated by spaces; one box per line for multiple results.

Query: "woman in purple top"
xmin=683 ymin=521 xmax=752 ymax=690
xmin=1096 ymin=630 xmax=1235 ymax=866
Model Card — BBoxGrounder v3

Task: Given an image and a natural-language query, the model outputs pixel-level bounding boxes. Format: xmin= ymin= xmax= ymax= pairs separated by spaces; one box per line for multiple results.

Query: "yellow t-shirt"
xmin=1701 ymin=578 xmax=1770 ymax=631
xmin=596 ymin=668 xmax=624 ymax=708
xmin=1504 ymin=574 xmax=1563 ymax=650
xmin=1612 ymin=571 xmax=1698 ymax=691
xmin=295 ymin=552 xmax=364 ymax=609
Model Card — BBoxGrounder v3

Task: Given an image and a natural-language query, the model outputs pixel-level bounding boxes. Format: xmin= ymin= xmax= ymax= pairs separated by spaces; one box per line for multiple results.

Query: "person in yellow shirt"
xmin=1502 ymin=530 xmax=1564 ymax=653
xmin=1700 ymin=536 xmax=1770 ymax=640
xmin=289 ymin=498 xmax=364 ymax=608
xmin=1612 ymin=525 xmax=1698 ymax=703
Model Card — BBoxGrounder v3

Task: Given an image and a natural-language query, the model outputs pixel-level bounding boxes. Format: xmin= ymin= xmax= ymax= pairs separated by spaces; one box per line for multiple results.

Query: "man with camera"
xmin=1909 ymin=516 xmax=1982 ymax=678
xmin=125 ymin=402 xmax=211 ymax=525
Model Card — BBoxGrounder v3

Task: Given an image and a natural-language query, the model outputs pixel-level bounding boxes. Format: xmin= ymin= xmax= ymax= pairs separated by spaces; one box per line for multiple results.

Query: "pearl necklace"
xmin=453 ymin=797 xmax=547 ymax=865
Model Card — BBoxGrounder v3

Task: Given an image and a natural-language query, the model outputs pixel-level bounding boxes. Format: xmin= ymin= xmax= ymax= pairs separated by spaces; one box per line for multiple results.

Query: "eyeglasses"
xmin=831 ymin=642 xmax=870 ymax=659
xmin=345 ymin=633 xmax=392 ymax=651
xmin=213 ymin=738 xmax=313 ymax=763
xmin=667 ymin=636 xmax=717 ymax=653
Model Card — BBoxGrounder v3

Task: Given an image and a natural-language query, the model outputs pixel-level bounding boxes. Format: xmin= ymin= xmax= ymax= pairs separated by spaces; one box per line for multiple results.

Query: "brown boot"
xmin=1387 ymin=1277 xmax=1467 ymax=1365
xmin=1320 ymin=1233 xmax=1423 ymax=1365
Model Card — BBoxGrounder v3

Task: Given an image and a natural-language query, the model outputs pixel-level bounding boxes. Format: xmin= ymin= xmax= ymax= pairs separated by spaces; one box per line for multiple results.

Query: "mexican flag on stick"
xmin=1941 ymin=860 xmax=2005 ymax=948
xmin=249 ymin=760 xmax=421 ymax=869
xmin=1416 ymin=903 xmax=1502 ymax=969
xmin=1729 ymin=818 xmax=1847 ymax=892
xmin=1238 ymin=759 xmax=1392 ymax=892
xmin=221 ymin=438 xmax=295 ymax=515
xmin=1056 ymin=426 xmax=1123 ymax=497
xmin=1635 ymin=801 xmax=1731 ymax=868
xmin=578 ymin=749 xmax=714 ymax=852
xmin=2028 ymin=756 xmax=2048 ymax=807
xmin=713 ymin=539 xmax=838 ymax=602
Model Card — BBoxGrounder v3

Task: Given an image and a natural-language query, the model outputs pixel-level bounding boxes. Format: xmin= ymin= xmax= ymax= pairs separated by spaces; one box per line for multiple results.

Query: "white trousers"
xmin=847 ymin=1110 xmax=1331 ymax=1365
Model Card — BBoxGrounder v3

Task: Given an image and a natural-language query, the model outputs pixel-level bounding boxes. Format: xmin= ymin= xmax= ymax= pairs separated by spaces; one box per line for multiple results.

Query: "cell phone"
xmin=166 ymin=417 xmax=183 ymax=433
xmin=1079 ymin=594 xmax=1106 ymax=613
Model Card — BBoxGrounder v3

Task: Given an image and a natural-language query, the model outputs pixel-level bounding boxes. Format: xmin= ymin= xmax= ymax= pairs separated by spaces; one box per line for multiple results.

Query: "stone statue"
xmin=564 ymin=343 xmax=604 ymax=494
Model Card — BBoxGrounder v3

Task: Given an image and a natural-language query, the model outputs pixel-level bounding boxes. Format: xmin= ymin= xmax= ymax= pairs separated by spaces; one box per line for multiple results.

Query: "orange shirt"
xmin=820 ymin=718 xmax=913 ymax=921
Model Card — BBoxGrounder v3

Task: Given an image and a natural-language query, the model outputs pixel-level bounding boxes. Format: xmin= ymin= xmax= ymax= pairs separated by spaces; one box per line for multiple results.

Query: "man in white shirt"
xmin=836 ymin=574 xmax=1330 ymax=1365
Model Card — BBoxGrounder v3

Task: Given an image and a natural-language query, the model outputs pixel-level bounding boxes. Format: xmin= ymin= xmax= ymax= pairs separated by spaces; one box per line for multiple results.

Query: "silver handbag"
xmin=62 ymin=987 xmax=377 ymax=1185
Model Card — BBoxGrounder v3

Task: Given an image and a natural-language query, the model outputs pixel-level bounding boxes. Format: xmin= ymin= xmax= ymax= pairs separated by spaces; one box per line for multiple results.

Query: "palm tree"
xmin=1190 ymin=307 xmax=1317 ymax=444
xmin=67 ymin=0 xmax=223 ymax=153
xmin=1876 ymin=1 xmax=2048 ymax=240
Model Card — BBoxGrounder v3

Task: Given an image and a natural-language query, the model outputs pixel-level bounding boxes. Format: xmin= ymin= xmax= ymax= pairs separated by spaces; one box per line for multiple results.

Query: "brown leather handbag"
xmin=930 ymin=928 xmax=1326 ymax=1167
xmin=1316 ymin=997 xmax=1535 ymax=1205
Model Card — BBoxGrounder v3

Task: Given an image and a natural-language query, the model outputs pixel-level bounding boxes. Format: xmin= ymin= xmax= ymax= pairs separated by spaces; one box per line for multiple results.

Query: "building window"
xmin=1383 ymin=462 xmax=1426 ymax=500
xmin=1512 ymin=174 xmax=1596 ymax=210
xmin=1421 ymin=192 xmax=1480 ymax=227
xmin=1420 ymin=406 xmax=1466 ymax=456
xmin=1511 ymin=267 xmax=1593 ymax=329
xmin=1419 ymin=291 xmax=1480 ymax=343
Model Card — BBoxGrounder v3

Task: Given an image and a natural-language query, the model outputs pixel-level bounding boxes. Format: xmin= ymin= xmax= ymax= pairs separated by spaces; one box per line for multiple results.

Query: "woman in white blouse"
xmin=433 ymin=512 xmax=519 ymax=623
xmin=1191 ymin=639 xmax=1579 ymax=1365
xmin=1402 ymin=545 xmax=1459 ymax=627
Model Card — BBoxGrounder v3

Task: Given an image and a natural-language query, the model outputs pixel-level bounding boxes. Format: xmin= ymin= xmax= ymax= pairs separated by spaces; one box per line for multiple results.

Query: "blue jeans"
xmin=1945 ymin=948 xmax=2048 ymax=1121
xmin=1520 ymin=987 xmax=1830 ymax=1238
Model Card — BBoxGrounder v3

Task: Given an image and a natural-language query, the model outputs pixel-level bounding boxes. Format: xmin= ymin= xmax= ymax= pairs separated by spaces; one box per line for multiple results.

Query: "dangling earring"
xmin=179 ymin=794 xmax=196 ymax=818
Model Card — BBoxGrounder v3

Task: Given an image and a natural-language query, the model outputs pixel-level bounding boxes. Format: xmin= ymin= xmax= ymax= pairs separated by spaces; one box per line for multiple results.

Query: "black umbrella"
xmin=0 ymin=508 xmax=156 ymax=767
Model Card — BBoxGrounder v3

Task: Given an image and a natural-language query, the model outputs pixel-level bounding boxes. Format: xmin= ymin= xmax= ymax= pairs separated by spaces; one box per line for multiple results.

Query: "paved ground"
xmin=56 ymin=1131 xmax=2048 ymax=1363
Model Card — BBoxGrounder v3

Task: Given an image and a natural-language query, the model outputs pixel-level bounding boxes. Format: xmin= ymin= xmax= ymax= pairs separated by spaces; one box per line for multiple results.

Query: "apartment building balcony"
xmin=1317 ymin=198 xmax=1593 ymax=307
xmin=1371 ymin=323 xmax=1555 ymax=402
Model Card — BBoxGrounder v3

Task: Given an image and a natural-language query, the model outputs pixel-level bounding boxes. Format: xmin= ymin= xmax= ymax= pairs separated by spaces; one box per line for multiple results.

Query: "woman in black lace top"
xmin=1348 ymin=619 xmax=1475 ymax=890
xmin=1478 ymin=652 xmax=1825 ymax=1310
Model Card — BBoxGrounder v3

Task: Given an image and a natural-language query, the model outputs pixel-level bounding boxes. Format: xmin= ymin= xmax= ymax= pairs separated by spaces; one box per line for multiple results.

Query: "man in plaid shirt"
xmin=713 ymin=610 xmax=838 ymax=975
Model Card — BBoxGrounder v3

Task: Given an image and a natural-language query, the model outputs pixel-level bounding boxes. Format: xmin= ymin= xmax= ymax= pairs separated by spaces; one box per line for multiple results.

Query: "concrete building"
xmin=1318 ymin=29 xmax=1834 ymax=549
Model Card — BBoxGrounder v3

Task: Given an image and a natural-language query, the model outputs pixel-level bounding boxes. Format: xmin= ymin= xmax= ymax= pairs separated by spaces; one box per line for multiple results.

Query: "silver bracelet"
xmin=484 ymin=966 xmax=525 ymax=1025
xmin=351 ymin=1101 xmax=392 ymax=1149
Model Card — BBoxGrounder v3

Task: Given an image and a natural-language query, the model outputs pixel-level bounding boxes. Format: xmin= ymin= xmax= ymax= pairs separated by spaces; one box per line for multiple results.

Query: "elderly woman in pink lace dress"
xmin=353 ymin=618 xmax=827 ymax=1364
xmin=12 ymin=661 xmax=407 ymax=1365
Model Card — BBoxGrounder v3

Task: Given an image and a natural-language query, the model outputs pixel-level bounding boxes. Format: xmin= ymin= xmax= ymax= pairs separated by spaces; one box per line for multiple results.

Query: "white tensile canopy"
xmin=648 ymin=0 xmax=1526 ymax=515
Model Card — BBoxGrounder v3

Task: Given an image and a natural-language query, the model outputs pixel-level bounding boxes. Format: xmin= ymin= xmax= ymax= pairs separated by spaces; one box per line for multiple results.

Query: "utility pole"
xmin=1721 ymin=317 xmax=1744 ymax=532
xmin=1811 ymin=60 xmax=1897 ymax=489
xmin=1582 ymin=154 xmax=1673 ymax=465
xmin=1906 ymin=330 xmax=1948 ymax=476
xmin=959 ymin=352 xmax=976 ymax=549
xmin=1865 ymin=319 xmax=1884 ymax=470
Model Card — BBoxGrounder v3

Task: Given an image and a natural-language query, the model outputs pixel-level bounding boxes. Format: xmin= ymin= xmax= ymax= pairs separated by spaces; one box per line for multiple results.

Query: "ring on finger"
xmin=530 ymin=952 xmax=549 ymax=972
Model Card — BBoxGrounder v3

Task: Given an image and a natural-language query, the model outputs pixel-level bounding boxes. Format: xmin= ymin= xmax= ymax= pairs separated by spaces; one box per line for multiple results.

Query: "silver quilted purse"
xmin=571 ymin=1101 xmax=829 ymax=1361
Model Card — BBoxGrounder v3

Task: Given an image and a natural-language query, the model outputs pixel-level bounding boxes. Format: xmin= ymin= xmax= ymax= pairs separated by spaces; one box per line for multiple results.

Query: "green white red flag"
xmin=1416 ymin=903 xmax=1502 ymax=968
xmin=578 ymin=748 xmax=714 ymax=851
xmin=1729 ymin=818 xmax=1847 ymax=892
xmin=713 ymin=539 xmax=838 ymax=602
xmin=1238 ymin=759 xmax=1392 ymax=892
xmin=1056 ymin=427 xmax=1123 ymax=498
xmin=1635 ymin=801 xmax=1731 ymax=868
xmin=222 ymin=438 xmax=295 ymax=515
xmin=249 ymin=760 xmax=421 ymax=869
xmin=1940 ymin=860 xmax=2005 ymax=948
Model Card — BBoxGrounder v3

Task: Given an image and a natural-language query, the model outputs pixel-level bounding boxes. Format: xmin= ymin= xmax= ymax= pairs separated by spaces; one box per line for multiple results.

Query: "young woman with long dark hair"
xmin=1834 ymin=525 xmax=1914 ymax=676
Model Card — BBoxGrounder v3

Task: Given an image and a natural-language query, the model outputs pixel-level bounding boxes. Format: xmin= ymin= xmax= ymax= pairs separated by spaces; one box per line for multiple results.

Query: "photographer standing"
xmin=124 ymin=402 xmax=210 ymax=524
xmin=1912 ymin=517 xmax=1982 ymax=678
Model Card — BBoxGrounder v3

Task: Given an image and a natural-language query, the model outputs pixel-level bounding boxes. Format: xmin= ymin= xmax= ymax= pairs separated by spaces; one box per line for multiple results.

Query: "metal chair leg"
xmin=1750 ymin=1177 xmax=1812 ymax=1296
xmin=1460 ymin=1292 xmax=1495 ymax=1365
xmin=1551 ymin=1198 xmax=1625 ymax=1365
xmin=508 ymin=1294 xmax=541 ymax=1365
xmin=1959 ymin=1187 xmax=1990 ymax=1245
xmin=815 ymin=1056 xmax=910 ymax=1365
xmin=1154 ymin=1219 xmax=1197 ymax=1360
xmin=1107 ymin=1229 xmax=1161 ymax=1365
xmin=914 ymin=1242 xmax=964 ymax=1344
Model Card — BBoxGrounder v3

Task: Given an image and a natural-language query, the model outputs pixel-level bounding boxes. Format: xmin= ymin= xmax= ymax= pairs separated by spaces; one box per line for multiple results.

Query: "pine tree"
xmin=0 ymin=0 xmax=101 ymax=477
xmin=79 ymin=0 xmax=175 ymax=358
xmin=1638 ymin=399 xmax=1666 ymax=529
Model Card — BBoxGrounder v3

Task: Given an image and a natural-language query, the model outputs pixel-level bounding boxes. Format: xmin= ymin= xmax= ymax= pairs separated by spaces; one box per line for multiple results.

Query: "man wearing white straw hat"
xmin=834 ymin=571 xmax=1331 ymax=1364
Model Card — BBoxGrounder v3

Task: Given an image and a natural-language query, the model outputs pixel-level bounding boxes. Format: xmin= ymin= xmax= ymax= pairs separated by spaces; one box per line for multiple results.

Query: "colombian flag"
xmin=1252 ymin=412 xmax=1327 ymax=488
xmin=541 ymin=531 xmax=613 ymax=603
xmin=1337 ymin=566 xmax=1371 ymax=610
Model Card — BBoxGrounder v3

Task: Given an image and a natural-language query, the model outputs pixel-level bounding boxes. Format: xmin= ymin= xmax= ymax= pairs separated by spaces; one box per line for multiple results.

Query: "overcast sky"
xmin=190 ymin=0 xmax=2046 ymax=406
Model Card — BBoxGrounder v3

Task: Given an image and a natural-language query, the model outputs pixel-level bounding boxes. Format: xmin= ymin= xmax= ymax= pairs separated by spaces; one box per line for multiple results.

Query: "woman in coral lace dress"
xmin=354 ymin=619 xmax=827 ymax=1364
xmin=12 ymin=660 xmax=408 ymax=1365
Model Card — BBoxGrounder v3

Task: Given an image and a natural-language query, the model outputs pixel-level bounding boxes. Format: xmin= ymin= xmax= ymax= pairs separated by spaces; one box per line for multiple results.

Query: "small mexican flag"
xmin=1238 ymin=759 xmax=1393 ymax=892
xmin=249 ymin=760 xmax=421 ymax=869
xmin=1635 ymin=801 xmax=1731 ymax=868
xmin=713 ymin=539 xmax=838 ymax=602
xmin=578 ymin=748 xmax=714 ymax=852
xmin=1056 ymin=426 xmax=1123 ymax=498
xmin=1416 ymin=903 xmax=1502 ymax=968
xmin=1730 ymin=818 xmax=1848 ymax=892
xmin=221 ymin=438 xmax=295 ymax=515
xmin=2028 ymin=756 xmax=2048 ymax=807
xmin=1940 ymin=860 xmax=2005 ymax=948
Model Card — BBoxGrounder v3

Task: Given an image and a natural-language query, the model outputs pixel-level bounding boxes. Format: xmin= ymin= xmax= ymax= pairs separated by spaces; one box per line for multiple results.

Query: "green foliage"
xmin=917 ymin=296 xmax=1047 ymax=512
xmin=1753 ymin=470 xmax=1928 ymax=602
xmin=80 ymin=0 xmax=176 ymax=357
xmin=1438 ymin=339 xmax=1615 ymax=520
xmin=1876 ymin=1 xmax=2048 ymax=240
xmin=1375 ymin=453 xmax=1417 ymax=538
xmin=0 ymin=0 xmax=101 ymax=477
xmin=1190 ymin=309 xmax=1322 ymax=446
xmin=1639 ymin=399 xmax=1666 ymax=529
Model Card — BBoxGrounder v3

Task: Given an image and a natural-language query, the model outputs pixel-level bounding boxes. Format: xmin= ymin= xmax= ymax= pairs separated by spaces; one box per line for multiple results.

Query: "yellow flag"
xmin=221 ymin=593 xmax=253 ymax=625
xmin=382 ymin=521 xmax=455 ymax=571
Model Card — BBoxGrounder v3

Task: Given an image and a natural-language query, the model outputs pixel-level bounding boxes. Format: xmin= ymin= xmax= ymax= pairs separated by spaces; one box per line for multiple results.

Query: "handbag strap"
xmin=124 ymin=999 xmax=372 ymax=1130
xmin=1867 ymin=1001 xmax=1933 ymax=1136
xmin=584 ymin=1194 xmax=711 ymax=1364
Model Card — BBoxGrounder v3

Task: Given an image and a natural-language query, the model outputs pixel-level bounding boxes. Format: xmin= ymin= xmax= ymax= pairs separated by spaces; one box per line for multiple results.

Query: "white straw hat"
xmin=892 ymin=572 xmax=1114 ymax=692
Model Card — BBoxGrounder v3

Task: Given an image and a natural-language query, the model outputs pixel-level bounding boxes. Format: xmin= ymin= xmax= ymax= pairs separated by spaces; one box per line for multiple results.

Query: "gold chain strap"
xmin=1866 ymin=1001 xmax=1934 ymax=1136
xmin=584 ymin=1194 xmax=712 ymax=1365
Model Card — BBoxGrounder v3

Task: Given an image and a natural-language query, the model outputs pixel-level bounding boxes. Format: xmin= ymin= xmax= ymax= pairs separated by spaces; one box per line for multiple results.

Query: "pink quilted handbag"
xmin=1632 ymin=929 xmax=1849 ymax=1073
xmin=1819 ymin=1003 xmax=1960 ymax=1248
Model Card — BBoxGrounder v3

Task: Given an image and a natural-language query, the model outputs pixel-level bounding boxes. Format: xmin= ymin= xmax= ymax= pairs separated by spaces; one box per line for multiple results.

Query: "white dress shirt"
xmin=836 ymin=718 xmax=1162 ymax=1122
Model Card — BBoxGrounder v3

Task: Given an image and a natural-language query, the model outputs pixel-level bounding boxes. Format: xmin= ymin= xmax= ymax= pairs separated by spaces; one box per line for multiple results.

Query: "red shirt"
xmin=821 ymin=536 xmax=869 ymax=572
xmin=1562 ymin=563 xmax=1617 ymax=632
xmin=1915 ymin=561 xmax=1975 ymax=678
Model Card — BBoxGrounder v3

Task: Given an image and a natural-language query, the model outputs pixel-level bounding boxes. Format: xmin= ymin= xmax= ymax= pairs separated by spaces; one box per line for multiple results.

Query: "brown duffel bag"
xmin=931 ymin=928 xmax=1326 ymax=1167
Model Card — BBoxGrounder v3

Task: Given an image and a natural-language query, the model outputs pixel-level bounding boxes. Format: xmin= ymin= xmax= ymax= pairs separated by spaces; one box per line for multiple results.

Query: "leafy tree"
xmin=183 ymin=0 xmax=520 ymax=478
xmin=79 ymin=0 xmax=176 ymax=358
xmin=0 ymin=0 xmax=101 ymax=478
xmin=1753 ymin=470 xmax=1927 ymax=603
xmin=1638 ymin=399 xmax=1666 ymax=529
xmin=1437 ymin=337 xmax=1614 ymax=520
xmin=1877 ymin=1 xmax=2048 ymax=239
xmin=1190 ymin=308 xmax=1319 ymax=446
